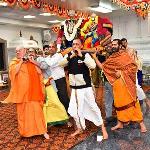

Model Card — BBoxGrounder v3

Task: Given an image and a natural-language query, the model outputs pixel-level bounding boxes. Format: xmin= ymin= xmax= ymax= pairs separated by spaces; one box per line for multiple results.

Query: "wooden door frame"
xmin=0 ymin=38 xmax=8 ymax=71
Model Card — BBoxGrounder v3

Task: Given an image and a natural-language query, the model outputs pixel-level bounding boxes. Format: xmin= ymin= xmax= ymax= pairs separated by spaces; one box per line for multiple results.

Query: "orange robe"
xmin=102 ymin=51 xmax=143 ymax=123
xmin=4 ymin=58 xmax=47 ymax=137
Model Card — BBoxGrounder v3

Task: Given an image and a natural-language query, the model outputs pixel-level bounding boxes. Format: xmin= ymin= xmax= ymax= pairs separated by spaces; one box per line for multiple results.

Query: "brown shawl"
xmin=102 ymin=50 xmax=137 ymax=100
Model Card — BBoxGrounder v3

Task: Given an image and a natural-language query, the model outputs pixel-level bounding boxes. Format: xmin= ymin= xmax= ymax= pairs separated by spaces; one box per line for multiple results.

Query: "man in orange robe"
xmin=92 ymin=39 xmax=147 ymax=132
xmin=3 ymin=46 xmax=49 ymax=139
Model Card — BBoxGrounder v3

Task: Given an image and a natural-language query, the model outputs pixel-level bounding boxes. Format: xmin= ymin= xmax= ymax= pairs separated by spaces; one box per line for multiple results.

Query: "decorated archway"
xmin=3 ymin=0 xmax=90 ymax=19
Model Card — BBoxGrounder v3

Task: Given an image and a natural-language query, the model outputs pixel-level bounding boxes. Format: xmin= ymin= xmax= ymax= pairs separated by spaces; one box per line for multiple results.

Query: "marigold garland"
xmin=5 ymin=0 xmax=90 ymax=19
xmin=18 ymin=0 xmax=30 ymax=10
xmin=31 ymin=0 xmax=41 ymax=9
xmin=6 ymin=0 xmax=17 ymax=7
xmin=112 ymin=0 xmax=150 ymax=18
xmin=51 ymin=25 xmax=60 ymax=33
xmin=80 ymin=15 xmax=112 ymax=48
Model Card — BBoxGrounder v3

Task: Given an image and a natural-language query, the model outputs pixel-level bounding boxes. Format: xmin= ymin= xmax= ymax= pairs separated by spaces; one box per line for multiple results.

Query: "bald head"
xmin=16 ymin=47 xmax=27 ymax=59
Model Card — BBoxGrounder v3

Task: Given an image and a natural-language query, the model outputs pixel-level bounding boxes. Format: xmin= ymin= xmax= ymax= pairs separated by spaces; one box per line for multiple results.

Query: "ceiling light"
xmin=89 ymin=1 xmax=113 ymax=13
xmin=48 ymin=20 xmax=61 ymax=23
xmin=39 ymin=13 xmax=54 ymax=16
xmin=0 ymin=1 xmax=7 ymax=6
xmin=89 ymin=7 xmax=112 ymax=13
xmin=24 ymin=15 xmax=36 ymax=19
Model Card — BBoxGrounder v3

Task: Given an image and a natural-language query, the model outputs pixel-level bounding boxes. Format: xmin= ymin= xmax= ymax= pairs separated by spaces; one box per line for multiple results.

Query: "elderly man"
xmin=3 ymin=46 xmax=49 ymax=139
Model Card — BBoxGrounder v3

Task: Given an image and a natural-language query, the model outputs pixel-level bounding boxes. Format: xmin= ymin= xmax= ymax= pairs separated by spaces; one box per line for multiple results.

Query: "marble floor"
xmin=71 ymin=92 xmax=150 ymax=150
xmin=72 ymin=117 xmax=150 ymax=150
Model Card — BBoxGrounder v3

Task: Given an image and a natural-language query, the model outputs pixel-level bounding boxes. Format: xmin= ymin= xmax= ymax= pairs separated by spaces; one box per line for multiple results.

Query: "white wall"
xmin=0 ymin=24 xmax=43 ymax=64
xmin=0 ymin=24 xmax=43 ymax=48
xmin=105 ymin=10 xmax=150 ymax=64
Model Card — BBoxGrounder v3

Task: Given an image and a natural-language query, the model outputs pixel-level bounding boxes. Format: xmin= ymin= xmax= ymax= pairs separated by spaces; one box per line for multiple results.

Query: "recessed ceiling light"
xmin=88 ymin=1 xmax=113 ymax=13
xmin=48 ymin=20 xmax=61 ymax=23
xmin=0 ymin=2 xmax=7 ymax=6
xmin=39 ymin=13 xmax=54 ymax=16
xmin=89 ymin=7 xmax=112 ymax=13
xmin=24 ymin=15 xmax=36 ymax=19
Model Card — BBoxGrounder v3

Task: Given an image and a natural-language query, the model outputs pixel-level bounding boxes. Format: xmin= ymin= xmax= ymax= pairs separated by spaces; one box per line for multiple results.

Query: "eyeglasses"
xmin=28 ymin=50 xmax=34 ymax=53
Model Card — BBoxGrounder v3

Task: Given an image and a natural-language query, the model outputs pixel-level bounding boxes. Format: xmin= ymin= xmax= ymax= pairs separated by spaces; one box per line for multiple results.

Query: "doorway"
xmin=0 ymin=43 xmax=5 ymax=70
xmin=0 ymin=38 xmax=7 ymax=71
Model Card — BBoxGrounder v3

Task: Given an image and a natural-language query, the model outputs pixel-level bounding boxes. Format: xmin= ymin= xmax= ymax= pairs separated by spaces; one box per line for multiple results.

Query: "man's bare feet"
xmin=71 ymin=129 xmax=83 ymax=137
xmin=124 ymin=122 xmax=130 ymax=126
xmin=111 ymin=121 xmax=123 ymax=131
xmin=43 ymin=133 xmax=49 ymax=139
xmin=101 ymin=124 xmax=108 ymax=140
xmin=141 ymin=127 xmax=147 ymax=133
xmin=67 ymin=121 xmax=73 ymax=128
xmin=145 ymin=99 xmax=150 ymax=114
xmin=1 ymin=100 xmax=7 ymax=104
xmin=103 ymin=131 xmax=108 ymax=140
xmin=140 ymin=122 xmax=147 ymax=133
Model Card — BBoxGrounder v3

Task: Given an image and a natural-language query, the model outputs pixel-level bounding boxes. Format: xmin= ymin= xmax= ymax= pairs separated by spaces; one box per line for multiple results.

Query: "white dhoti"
xmin=136 ymin=76 xmax=146 ymax=101
xmin=68 ymin=87 xmax=103 ymax=130
xmin=136 ymin=84 xmax=146 ymax=100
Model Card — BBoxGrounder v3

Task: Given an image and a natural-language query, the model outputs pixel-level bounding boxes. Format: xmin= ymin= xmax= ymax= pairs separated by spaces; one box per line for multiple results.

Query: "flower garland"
xmin=134 ymin=2 xmax=149 ymax=19
xmin=51 ymin=25 xmax=60 ymax=33
xmin=31 ymin=0 xmax=41 ymax=9
xmin=62 ymin=18 xmax=82 ymax=41
xmin=112 ymin=0 xmax=150 ymax=18
xmin=5 ymin=0 xmax=90 ymax=19
xmin=6 ymin=0 xmax=17 ymax=7
xmin=18 ymin=0 xmax=30 ymax=10
xmin=80 ymin=15 xmax=113 ymax=48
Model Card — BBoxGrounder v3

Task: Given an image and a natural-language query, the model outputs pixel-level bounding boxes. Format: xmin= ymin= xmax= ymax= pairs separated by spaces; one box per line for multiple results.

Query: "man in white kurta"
xmin=45 ymin=42 xmax=70 ymax=112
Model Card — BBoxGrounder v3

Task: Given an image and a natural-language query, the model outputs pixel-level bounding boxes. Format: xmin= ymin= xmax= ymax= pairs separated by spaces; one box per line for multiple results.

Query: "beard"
xmin=111 ymin=47 xmax=119 ymax=53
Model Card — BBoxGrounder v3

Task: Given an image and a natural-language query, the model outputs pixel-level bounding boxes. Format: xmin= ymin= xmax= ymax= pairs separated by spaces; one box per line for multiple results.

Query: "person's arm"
xmin=15 ymin=59 xmax=24 ymax=74
xmin=8 ymin=59 xmax=24 ymax=83
xmin=39 ymin=61 xmax=49 ymax=70
xmin=91 ymin=53 xmax=103 ymax=69
xmin=45 ymin=53 xmax=63 ymax=67
xmin=29 ymin=59 xmax=40 ymax=67
xmin=59 ymin=54 xmax=69 ymax=67
xmin=83 ymin=53 xmax=96 ymax=69
xmin=59 ymin=51 xmax=76 ymax=67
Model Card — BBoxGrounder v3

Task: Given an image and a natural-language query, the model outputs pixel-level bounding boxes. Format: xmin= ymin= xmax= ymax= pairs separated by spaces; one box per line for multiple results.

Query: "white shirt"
xmin=136 ymin=56 xmax=143 ymax=71
xmin=45 ymin=53 xmax=65 ymax=80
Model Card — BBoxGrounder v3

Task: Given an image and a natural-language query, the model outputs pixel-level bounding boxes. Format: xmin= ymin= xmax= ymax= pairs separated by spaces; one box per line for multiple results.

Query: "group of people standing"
xmin=2 ymin=37 xmax=149 ymax=141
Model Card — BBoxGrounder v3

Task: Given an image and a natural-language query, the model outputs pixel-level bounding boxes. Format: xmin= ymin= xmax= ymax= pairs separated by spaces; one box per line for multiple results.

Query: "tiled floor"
xmin=0 ymin=87 xmax=105 ymax=150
